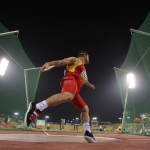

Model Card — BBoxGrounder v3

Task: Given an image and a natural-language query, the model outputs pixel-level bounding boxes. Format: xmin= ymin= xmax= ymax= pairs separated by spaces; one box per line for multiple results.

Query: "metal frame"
xmin=130 ymin=28 xmax=150 ymax=36
xmin=0 ymin=30 xmax=19 ymax=37
xmin=24 ymin=67 xmax=40 ymax=108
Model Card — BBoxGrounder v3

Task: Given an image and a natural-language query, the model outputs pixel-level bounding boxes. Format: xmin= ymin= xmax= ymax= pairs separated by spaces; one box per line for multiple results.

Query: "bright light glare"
xmin=14 ymin=112 xmax=18 ymax=115
xmin=92 ymin=117 xmax=97 ymax=120
xmin=127 ymin=73 xmax=135 ymax=88
xmin=0 ymin=58 xmax=9 ymax=76
xmin=45 ymin=116 xmax=49 ymax=118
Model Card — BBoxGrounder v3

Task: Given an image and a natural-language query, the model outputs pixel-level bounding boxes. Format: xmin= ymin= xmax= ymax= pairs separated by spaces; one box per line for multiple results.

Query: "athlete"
xmin=24 ymin=50 xmax=97 ymax=143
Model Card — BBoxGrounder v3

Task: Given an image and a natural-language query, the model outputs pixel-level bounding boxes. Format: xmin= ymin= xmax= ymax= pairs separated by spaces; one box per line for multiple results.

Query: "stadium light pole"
xmin=122 ymin=73 xmax=135 ymax=133
xmin=45 ymin=116 xmax=49 ymax=124
xmin=127 ymin=117 xmax=130 ymax=123
xmin=14 ymin=112 xmax=19 ymax=118
xmin=0 ymin=58 xmax=9 ymax=76
xmin=118 ymin=118 xmax=122 ymax=123
xmin=76 ymin=118 xmax=79 ymax=123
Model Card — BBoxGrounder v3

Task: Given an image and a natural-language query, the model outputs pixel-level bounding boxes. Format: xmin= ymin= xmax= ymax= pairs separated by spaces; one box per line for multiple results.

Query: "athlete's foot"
xmin=24 ymin=102 xmax=41 ymax=128
xmin=84 ymin=130 xmax=97 ymax=143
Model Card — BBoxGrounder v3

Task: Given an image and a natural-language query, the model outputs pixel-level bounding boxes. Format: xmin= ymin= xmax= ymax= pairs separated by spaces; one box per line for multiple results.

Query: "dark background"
xmin=0 ymin=1 xmax=150 ymax=123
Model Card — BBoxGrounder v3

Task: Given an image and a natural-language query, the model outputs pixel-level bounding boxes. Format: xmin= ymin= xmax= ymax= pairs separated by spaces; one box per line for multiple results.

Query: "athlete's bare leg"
xmin=45 ymin=92 xmax=74 ymax=106
xmin=24 ymin=92 xmax=74 ymax=128
xmin=80 ymin=105 xmax=90 ymax=123
xmin=80 ymin=105 xmax=97 ymax=143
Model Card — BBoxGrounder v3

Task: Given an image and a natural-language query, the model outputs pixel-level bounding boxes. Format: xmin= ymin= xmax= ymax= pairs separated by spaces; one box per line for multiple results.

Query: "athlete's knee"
xmin=80 ymin=105 xmax=89 ymax=113
xmin=62 ymin=92 xmax=74 ymax=102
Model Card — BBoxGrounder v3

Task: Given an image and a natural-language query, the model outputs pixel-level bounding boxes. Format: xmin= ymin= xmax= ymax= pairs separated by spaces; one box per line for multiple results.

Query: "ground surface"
xmin=0 ymin=130 xmax=150 ymax=150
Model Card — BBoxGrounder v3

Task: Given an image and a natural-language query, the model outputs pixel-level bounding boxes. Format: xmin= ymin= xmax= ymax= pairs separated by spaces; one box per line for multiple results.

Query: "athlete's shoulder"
xmin=67 ymin=56 xmax=78 ymax=60
xmin=64 ymin=57 xmax=78 ymax=66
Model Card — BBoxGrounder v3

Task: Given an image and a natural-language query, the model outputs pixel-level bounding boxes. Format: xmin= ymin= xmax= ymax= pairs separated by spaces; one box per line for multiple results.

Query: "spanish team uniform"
xmin=60 ymin=59 xmax=88 ymax=110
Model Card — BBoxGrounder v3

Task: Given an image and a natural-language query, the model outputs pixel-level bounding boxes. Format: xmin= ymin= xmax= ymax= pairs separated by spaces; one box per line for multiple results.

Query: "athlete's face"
xmin=85 ymin=54 xmax=89 ymax=64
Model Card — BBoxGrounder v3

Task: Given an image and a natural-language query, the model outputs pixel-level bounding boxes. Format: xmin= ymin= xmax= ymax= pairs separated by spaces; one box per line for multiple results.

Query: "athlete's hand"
xmin=90 ymin=84 xmax=95 ymax=90
xmin=84 ymin=81 xmax=95 ymax=90
xmin=40 ymin=63 xmax=50 ymax=74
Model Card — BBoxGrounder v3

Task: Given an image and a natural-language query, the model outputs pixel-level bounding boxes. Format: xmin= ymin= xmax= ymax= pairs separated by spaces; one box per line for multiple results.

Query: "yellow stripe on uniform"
xmin=66 ymin=59 xmax=82 ymax=72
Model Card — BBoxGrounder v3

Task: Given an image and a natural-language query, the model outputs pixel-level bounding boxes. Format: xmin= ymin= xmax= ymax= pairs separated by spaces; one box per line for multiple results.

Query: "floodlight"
xmin=127 ymin=73 xmax=135 ymax=88
xmin=0 ymin=58 xmax=9 ymax=76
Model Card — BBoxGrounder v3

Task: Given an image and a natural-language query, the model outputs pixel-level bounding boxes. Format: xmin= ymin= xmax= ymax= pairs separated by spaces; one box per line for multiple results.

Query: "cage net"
xmin=0 ymin=22 xmax=40 ymax=123
xmin=115 ymin=12 xmax=150 ymax=135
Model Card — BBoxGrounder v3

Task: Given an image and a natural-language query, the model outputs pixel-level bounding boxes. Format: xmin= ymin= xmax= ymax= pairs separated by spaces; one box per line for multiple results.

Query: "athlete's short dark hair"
xmin=77 ymin=50 xmax=88 ymax=57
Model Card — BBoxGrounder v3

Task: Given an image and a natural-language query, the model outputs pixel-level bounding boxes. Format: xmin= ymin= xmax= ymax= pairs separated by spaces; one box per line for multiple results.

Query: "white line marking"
xmin=40 ymin=131 xmax=119 ymax=140
xmin=128 ymin=139 xmax=150 ymax=140
xmin=0 ymin=133 xmax=120 ymax=140
xmin=43 ymin=129 xmax=50 ymax=136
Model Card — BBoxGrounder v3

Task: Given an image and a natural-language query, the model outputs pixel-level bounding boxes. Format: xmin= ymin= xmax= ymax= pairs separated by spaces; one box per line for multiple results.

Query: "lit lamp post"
xmin=45 ymin=116 xmax=49 ymax=122
xmin=127 ymin=117 xmax=130 ymax=123
xmin=45 ymin=116 xmax=49 ymax=130
xmin=118 ymin=118 xmax=122 ymax=132
xmin=91 ymin=117 xmax=98 ymax=129
xmin=122 ymin=73 xmax=135 ymax=133
xmin=0 ymin=58 xmax=9 ymax=76
xmin=14 ymin=112 xmax=19 ymax=118
xmin=118 ymin=118 xmax=122 ymax=123
xmin=76 ymin=118 xmax=79 ymax=123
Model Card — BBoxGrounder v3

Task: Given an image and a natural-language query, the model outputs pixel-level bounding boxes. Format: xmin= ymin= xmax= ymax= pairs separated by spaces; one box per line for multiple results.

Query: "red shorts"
xmin=60 ymin=78 xmax=86 ymax=110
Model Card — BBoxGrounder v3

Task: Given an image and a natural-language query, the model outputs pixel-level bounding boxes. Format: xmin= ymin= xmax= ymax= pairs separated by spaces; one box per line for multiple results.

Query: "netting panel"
xmin=115 ymin=12 xmax=150 ymax=132
xmin=0 ymin=22 xmax=40 ymax=119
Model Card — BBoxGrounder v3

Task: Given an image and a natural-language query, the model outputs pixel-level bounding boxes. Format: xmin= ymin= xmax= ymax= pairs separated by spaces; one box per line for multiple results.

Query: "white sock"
xmin=36 ymin=100 xmax=48 ymax=111
xmin=83 ymin=122 xmax=91 ymax=133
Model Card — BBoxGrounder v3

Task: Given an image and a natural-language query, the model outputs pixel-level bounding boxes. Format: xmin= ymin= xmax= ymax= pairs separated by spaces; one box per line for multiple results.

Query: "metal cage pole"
xmin=24 ymin=67 xmax=40 ymax=71
xmin=130 ymin=28 xmax=150 ymax=36
xmin=24 ymin=67 xmax=40 ymax=109
xmin=114 ymin=67 xmax=130 ymax=133
xmin=0 ymin=30 xmax=19 ymax=37
xmin=121 ymin=87 xmax=129 ymax=133
xmin=24 ymin=69 xmax=29 ymax=109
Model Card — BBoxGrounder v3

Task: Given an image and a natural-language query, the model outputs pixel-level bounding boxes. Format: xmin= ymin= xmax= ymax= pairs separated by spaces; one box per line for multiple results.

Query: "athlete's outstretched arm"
xmin=84 ymin=81 xmax=95 ymax=90
xmin=40 ymin=57 xmax=78 ymax=73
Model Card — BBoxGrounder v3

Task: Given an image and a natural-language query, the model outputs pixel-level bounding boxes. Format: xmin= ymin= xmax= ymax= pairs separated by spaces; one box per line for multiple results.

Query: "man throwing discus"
xmin=24 ymin=50 xmax=97 ymax=143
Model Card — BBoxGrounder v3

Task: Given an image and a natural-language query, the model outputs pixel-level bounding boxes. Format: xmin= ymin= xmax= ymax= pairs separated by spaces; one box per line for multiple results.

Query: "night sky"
xmin=1 ymin=2 xmax=150 ymax=123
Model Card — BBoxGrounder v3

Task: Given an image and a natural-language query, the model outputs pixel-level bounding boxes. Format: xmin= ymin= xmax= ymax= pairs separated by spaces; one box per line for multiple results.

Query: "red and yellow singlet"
xmin=62 ymin=59 xmax=88 ymax=91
